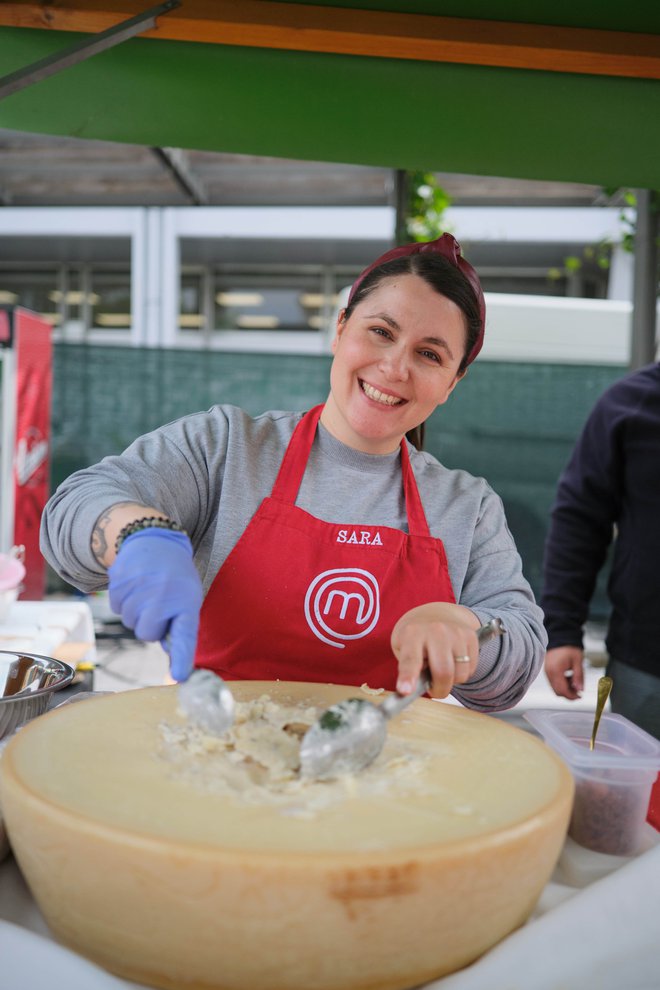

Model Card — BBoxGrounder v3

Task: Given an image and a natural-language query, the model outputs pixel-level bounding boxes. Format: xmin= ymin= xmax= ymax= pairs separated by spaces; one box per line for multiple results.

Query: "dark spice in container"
xmin=569 ymin=777 xmax=641 ymax=855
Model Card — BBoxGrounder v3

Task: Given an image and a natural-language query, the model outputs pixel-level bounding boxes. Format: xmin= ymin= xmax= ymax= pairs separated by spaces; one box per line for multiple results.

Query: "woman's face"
xmin=321 ymin=274 xmax=467 ymax=454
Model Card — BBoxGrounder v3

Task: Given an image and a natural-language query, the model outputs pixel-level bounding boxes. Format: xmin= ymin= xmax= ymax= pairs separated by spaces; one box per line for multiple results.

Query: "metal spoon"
xmin=299 ymin=618 xmax=506 ymax=780
xmin=589 ymin=675 xmax=613 ymax=751
xmin=177 ymin=668 xmax=235 ymax=736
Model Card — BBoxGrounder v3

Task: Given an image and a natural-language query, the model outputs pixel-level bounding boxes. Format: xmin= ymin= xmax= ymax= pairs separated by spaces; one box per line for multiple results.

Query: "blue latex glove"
xmin=108 ymin=529 xmax=203 ymax=682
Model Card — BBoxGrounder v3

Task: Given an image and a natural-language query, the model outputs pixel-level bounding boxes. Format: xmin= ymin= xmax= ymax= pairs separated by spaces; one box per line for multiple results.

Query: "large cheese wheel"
xmin=0 ymin=682 xmax=573 ymax=990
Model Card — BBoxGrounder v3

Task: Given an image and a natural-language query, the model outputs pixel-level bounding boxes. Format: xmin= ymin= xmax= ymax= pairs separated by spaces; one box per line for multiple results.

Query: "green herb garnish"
xmin=319 ymin=708 xmax=347 ymax=732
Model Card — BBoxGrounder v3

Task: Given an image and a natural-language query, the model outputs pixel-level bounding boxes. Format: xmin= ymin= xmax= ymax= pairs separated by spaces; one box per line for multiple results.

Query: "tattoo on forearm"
xmin=91 ymin=502 xmax=136 ymax=565
xmin=91 ymin=514 xmax=111 ymax=564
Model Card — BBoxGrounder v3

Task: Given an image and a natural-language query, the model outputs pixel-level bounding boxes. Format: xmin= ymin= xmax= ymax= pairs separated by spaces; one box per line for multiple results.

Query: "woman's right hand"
xmin=544 ymin=646 xmax=584 ymax=700
xmin=391 ymin=602 xmax=482 ymax=699
xmin=107 ymin=529 xmax=203 ymax=682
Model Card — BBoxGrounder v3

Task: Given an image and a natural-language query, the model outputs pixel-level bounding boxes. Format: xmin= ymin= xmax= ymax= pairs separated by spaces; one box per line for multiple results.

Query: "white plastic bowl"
xmin=0 ymin=553 xmax=25 ymax=593
xmin=0 ymin=587 xmax=19 ymax=624
xmin=0 ymin=552 xmax=25 ymax=623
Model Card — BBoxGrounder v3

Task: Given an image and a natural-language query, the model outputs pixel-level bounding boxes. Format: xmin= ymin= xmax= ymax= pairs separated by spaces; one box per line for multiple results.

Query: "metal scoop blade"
xmin=589 ymin=675 xmax=613 ymax=751
xmin=299 ymin=618 xmax=506 ymax=780
xmin=177 ymin=668 xmax=235 ymax=736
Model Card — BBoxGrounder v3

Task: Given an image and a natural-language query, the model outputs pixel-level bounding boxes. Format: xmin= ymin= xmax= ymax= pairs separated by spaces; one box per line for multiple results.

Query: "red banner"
xmin=13 ymin=309 xmax=52 ymax=599
xmin=648 ymin=774 xmax=660 ymax=831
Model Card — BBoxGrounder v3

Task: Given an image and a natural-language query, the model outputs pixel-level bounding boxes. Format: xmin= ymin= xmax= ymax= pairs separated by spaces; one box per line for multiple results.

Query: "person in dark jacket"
xmin=541 ymin=361 xmax=660 ymax=739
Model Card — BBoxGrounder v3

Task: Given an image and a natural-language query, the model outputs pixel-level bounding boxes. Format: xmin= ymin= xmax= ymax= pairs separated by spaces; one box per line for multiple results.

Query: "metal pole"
xmin=394 ymin=170 xmax=409 ymax=246
xmin=629 ymin=189 xmax=659 ymax=369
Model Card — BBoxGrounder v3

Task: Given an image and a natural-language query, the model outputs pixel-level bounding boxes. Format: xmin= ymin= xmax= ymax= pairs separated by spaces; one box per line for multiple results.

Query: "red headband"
xmin=347 ymin=233 xmax=486 ymax=365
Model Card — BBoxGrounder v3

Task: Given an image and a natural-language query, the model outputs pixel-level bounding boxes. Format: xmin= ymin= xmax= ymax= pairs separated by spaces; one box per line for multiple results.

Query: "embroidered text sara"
xmin=336 ymin=529 xmax=383 ymax=546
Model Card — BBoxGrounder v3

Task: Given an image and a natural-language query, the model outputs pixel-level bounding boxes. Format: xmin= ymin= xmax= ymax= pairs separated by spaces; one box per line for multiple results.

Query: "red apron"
xmin=195 ymin=404 xmax=455 ymax=688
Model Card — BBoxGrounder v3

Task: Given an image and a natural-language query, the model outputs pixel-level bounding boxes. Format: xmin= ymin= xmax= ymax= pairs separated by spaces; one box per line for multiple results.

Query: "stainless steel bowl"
xmin=0 ymin=651 xmax=75 ymax=741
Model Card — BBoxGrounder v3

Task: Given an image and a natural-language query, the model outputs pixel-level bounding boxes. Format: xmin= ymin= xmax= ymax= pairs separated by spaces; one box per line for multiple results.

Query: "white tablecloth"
xmin=0 ymin=600 xmax=96 ymax=664
xmin=1 ymin=829 xmax=658 ymax=990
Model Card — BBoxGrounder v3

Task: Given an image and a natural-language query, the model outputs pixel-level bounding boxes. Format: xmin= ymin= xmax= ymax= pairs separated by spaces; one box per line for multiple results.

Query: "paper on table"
xmin=0 ymin=920 xmax=144 ymax=990
xmin=0 ymin=601 xmax=96 ymax=664
xmin=430 ymin=843 xmax=660 ymax=990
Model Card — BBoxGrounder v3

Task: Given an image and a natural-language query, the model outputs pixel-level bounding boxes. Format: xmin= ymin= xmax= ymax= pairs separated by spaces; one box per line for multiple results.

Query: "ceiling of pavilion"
xmin=0 ymin=1 xmax=658 ymax=191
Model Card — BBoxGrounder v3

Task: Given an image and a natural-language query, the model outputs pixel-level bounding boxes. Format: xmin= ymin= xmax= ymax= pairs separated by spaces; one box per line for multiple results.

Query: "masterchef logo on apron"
xmin=304 ymin=568 xmax=380 ymax=648
xmin=195 ymin=405 xmax=455 ymax=687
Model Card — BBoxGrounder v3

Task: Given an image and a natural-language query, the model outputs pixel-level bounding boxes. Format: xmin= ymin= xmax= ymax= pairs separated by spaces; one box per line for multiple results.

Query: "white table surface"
xmin=0 ymin=599 xmax=96 ymax=663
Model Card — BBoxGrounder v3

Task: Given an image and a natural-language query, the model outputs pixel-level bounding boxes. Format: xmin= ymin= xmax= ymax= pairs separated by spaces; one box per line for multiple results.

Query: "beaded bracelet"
xmin=115 ymin=516 xmax=186 ymax=554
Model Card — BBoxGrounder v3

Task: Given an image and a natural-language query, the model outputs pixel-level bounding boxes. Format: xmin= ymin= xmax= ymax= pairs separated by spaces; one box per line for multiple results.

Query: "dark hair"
xmin=341 ymin=253 xmax=482 ymax=449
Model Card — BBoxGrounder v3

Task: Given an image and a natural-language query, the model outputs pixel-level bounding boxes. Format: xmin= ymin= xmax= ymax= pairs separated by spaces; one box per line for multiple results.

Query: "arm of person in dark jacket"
xmin=541 ymin=392 xmax=624 ymax=697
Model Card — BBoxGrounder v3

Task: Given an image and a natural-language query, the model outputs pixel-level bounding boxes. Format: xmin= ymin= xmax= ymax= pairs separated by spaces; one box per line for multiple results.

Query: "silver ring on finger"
xmin=454 ymin=654 xmax=471 ymax=664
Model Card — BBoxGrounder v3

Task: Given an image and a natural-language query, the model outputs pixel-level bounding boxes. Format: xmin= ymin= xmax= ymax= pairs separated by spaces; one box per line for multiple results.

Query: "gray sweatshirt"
xmin=40 ymin=405 xmax=546 ymax=711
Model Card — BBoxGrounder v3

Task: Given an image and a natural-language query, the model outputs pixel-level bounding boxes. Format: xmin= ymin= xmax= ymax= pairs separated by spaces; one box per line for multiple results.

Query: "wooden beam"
xmin=2 ymin=1 xmax=659 ymax=80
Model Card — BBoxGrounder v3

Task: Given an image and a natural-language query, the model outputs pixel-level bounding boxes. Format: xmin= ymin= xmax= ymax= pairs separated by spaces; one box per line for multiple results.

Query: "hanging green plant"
xmin=617 ymin=189 xmax=637 ymax=254
xmin=548 ymin=189 xmax=637 ymax=287
xmin=406 ymin=171 xmax=453 ymax=242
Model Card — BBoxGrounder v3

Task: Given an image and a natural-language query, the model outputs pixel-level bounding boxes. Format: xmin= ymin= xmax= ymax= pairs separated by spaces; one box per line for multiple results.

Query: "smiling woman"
xmin=321 ymin=241 xmax=484 ymax=456
xmin=323 ymin=275 xmax=468 ymax=454
xmin=40 ymin=233 xmax=547 ymax=713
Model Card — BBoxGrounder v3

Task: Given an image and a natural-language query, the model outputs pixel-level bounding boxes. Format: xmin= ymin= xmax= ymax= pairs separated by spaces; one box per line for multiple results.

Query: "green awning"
xmin=0 ymin=1 xmax=659 ymax=189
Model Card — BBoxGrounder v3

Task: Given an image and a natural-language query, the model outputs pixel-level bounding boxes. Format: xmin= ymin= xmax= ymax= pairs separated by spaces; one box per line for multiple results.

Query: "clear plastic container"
xmin=524 ymin=710 xmax=660 ymax=856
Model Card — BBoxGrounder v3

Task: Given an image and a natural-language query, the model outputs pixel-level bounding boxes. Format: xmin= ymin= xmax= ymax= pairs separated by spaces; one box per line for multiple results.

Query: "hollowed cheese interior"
xmin=6 ymin=682 xmax=566 ymax=854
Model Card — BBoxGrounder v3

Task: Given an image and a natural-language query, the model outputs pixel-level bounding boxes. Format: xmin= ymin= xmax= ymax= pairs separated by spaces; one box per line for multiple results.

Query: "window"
xmin=0 ymin=268 xmax=61 ymax=325
xmin=176 ymin=265 xmax=359 ymax=349
xmin=215 ymin=274 xmax=331 ymax=334
xmin=90 ymin=270 xmax=132 ymax=331
xmin=179 ymin=272 xmax=206 ymax=333
xmin=0 ymin=265 xmax=135 ymax=340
